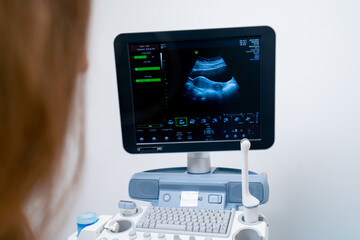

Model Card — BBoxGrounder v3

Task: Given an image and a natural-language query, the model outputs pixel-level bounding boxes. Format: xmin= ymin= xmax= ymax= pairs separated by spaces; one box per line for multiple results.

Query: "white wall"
xmin=60 ymin=0 xmax=360 ymax=239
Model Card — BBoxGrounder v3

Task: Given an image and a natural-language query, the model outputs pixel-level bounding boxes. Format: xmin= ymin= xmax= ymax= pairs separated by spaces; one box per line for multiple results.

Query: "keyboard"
xmin=135 ymin=206 xmax=235 ymax=237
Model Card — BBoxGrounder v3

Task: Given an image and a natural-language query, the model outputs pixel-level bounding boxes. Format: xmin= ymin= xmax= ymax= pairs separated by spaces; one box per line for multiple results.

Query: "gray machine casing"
xmin=129 ymin=167 xmax=269 ymax=210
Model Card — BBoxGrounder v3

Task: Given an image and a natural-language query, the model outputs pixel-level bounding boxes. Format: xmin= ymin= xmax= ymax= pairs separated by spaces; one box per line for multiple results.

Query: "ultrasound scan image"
xmin=183 ymin=56 xmax=240 ymax=104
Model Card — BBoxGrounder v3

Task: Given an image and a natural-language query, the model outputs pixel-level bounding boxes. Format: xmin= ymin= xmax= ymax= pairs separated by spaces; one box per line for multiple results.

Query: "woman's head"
xmin=0 ymin=1 xmax=90 ymax=239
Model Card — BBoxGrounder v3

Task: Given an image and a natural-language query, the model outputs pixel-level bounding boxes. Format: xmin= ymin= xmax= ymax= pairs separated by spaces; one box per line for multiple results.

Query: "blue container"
xmin=77 ymin=212 xmax=98 ymax=237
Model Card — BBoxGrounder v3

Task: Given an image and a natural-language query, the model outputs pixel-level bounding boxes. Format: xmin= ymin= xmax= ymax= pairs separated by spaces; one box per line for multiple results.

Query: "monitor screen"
xmin=114 ymin=26 xmax=275 ymax=153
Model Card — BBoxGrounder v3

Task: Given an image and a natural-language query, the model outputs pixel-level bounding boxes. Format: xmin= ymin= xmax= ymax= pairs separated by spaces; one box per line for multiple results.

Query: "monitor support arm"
xmin=187 ymin=152 xmax=211 ymax=174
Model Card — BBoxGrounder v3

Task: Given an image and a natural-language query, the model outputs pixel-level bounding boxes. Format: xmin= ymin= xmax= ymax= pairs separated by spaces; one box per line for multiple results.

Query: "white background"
xmin=60 ymin=0 xmax=360 ymax=239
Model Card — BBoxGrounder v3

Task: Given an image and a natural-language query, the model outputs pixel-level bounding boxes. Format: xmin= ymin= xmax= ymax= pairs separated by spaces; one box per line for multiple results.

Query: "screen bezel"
xmin=114 ymin=26 xmax=275 ymax=153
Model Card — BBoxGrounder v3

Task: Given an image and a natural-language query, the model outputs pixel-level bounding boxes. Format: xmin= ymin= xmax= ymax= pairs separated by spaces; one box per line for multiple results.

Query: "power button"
xmin=163 ymin=194 xmax=171 ymax=202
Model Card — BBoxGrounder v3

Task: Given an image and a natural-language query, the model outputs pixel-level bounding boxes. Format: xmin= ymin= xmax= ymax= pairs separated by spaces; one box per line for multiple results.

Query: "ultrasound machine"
xmin=68 ymin=26 xmax=276 ymax=240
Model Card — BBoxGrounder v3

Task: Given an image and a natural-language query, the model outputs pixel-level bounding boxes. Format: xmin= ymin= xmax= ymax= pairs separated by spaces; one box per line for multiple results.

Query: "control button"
xmin=175 ymin=117 xmax=187 ymax=127
xmin=163 ymin=194 xmax=171 ymax=202
xmin=208 ymin=194 xmax=222 ymax=204
xmin=164 ymin=136 xmax=169 ymax=141
xmin=173 ymin=235 xmax=181 ymax=240
xmin=204 ymin=129 xmax=214 ymax=135
xmin=139 ymin=137 xmax=144 ymax=142
xmin=152 ymin=137 xmax=157 ymax=141
xmin=143 ymin=232 xmax=151 ymax=240
xmin=112 ymin=238 xmax=119 ymax=240
xmin=234 ymin=134 xmax=238 ymax=138
xmin=158 ymin=233 xmax=166 ymax=239
xmin=189 ymin=237 xmax=196 ymax=240
xmin=176 ymin=132 xmax=183 ymax=140
xmin=99 ymin=238 xmax=108 ymax=240
xmin=129 ymin=230 xmax=137 ymax=237
xmin=77 ymin=212 xmax=98 ymax=237
xmin=204 ymin=237 xmax=212 ymax=240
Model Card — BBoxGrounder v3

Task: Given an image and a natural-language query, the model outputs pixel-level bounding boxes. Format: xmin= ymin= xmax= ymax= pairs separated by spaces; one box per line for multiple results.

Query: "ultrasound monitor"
xmin=114 ymin=26 xmax=275 ymax=154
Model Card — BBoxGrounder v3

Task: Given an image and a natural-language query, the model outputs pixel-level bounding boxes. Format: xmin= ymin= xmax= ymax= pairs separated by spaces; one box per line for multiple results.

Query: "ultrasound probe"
xmin=241 ymin=138 xmax=260 ymax=223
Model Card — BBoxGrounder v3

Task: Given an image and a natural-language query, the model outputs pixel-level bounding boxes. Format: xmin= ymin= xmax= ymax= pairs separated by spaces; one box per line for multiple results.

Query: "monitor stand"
xmin=187 ymin=152 xmax=211 ymax=174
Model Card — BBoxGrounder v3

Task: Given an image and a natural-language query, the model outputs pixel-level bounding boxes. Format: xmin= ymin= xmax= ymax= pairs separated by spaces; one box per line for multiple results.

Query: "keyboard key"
xmin=186 ymin=225 xmax=193 ymax=231
xmin=155 ymin=224 xmax=186 ymax=231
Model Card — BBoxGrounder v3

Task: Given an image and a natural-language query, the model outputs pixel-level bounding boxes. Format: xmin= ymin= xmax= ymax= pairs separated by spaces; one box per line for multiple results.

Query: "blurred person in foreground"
xmin=0 ymin=1 xmax=91 ymax=239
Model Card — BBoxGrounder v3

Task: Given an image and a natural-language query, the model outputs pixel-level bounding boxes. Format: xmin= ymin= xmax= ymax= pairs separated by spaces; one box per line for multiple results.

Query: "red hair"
xmin=0 ymin=1 xmax=90 ymax=239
